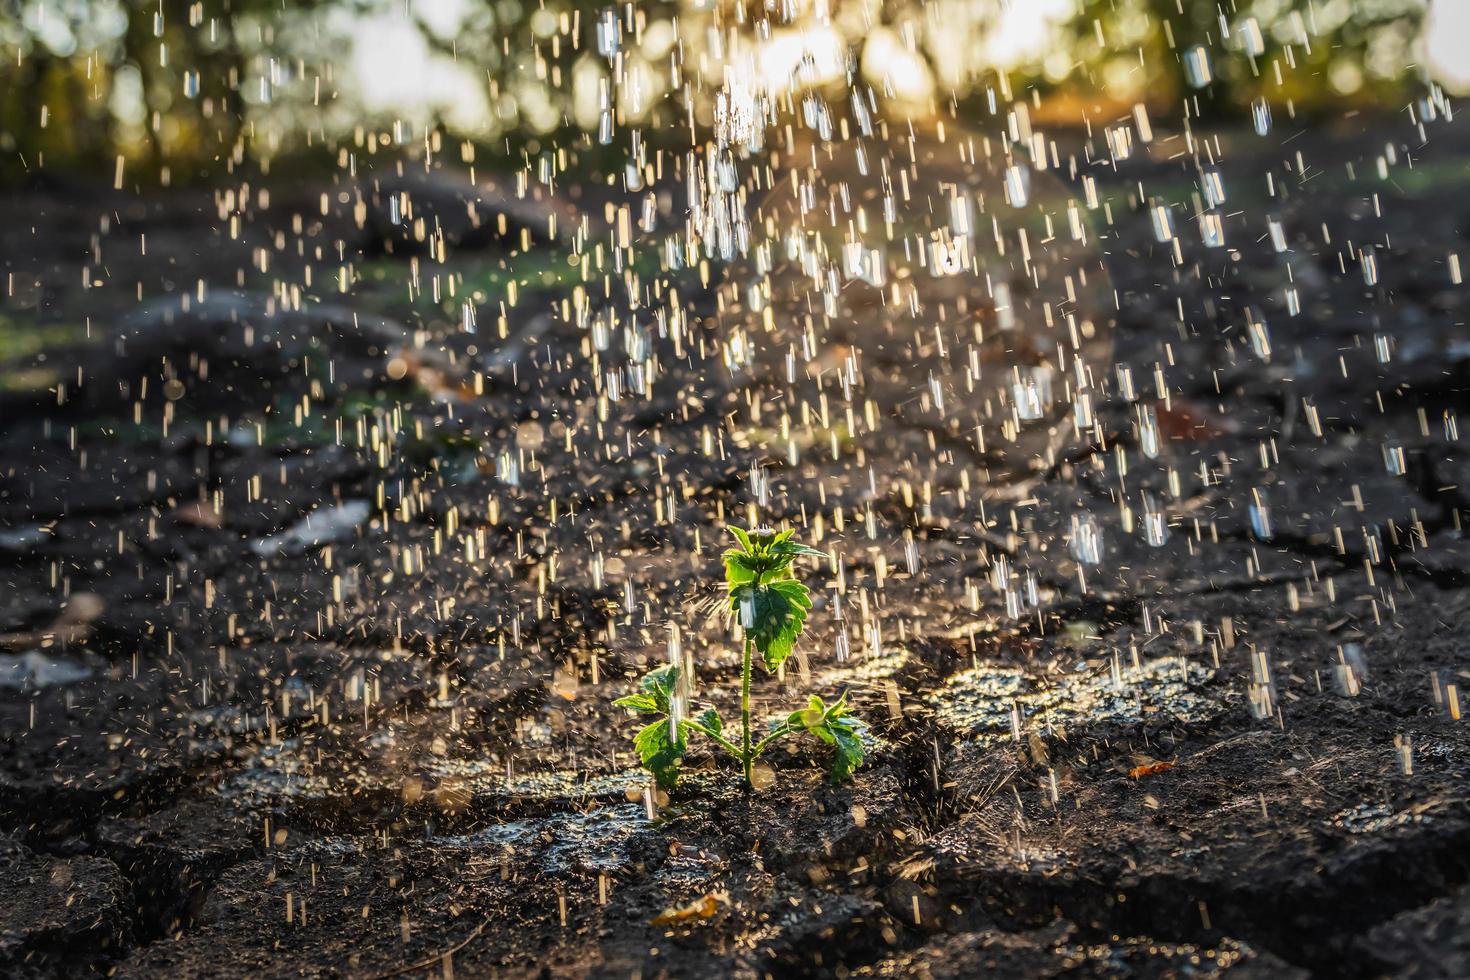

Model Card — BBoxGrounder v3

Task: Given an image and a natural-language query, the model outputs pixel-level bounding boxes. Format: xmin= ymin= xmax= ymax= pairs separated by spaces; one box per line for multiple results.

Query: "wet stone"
xmin=854 ymin=923 xmax=1306 ymax=979
xmin=1360 ymin=883 xmax=1470 ymax=980
xmin=0 ymin=836 xmax=130 ymax=975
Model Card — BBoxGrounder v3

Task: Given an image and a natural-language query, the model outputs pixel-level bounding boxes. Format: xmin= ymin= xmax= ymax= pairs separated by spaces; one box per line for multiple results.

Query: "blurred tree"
xmin=0 ymin=0 xmax=1437 ymax=181
xmin=1061 ymin=0 xmax=1429 ymax=115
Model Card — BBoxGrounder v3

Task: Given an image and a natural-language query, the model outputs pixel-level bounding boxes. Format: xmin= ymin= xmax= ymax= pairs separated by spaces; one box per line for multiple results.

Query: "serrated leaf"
xmin=697 ymin=707 xmax=723 ymax=735
xmin=723 ymin=547 xmax=791 ymax=586
xmin=766 ymin=528 xmax=795 ymax=548
xmin=793 ymin=693 xmax=824 ymax=732
xmin=822 ymin=690 xmax=853 ymax=723
xmin=722 ymin=549 xmax=759 ymax=590
xmin=634 ymin=718 xmax=684 ymax=790
xmin=730 ymin=578 xmax=811 ymax=672
xmin=640 ymin=664 xmax=680 ymax=713
xmin=771 ymin=540 xmax=829 ymax=561
xmin=721 ymin=526 xmax=825 ymax=592
xmin=829 ymin=724 xmax=864 ymax=783
xmin=726 ymin=525 xmax=753 ymax=554
xmin=758 ymin=579 xmax=811 ymax=671
xmin=613 ymin=693 xmax=660 ymax=714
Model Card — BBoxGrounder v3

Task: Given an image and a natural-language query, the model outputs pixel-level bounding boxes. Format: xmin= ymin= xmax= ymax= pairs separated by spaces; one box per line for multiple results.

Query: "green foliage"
xmin=731 ymin=579 xmax=811 ymax=671
xmin=615 ymin=525 xmax=866 ymax=796
xmin=1061 ymin=0 xmax=1427 ymax=114
xmin=633 ymin=717 xmax=685 ymax=790
xmin=0 ymin=0 xmax=1432 ymax=180
xmin=724 ymin=527 xmax=824 ymax=672
xmin=696 ymin=708 xmax=723 ymax=736
xmin=787 ymin=692 xmax=867 ymax=784
xmin=618 ymin=665 xmax=686 ymax=789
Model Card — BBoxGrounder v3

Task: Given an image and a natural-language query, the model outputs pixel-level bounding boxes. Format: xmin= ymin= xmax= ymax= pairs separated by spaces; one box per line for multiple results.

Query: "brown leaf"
xmin=172 ymin=501 xmax=223 ymax=529
xmin=1129 ymin=761 xmax=1176 ymax=779
xmin=651 ymin=891 xmax=726 ymax=926
xmin=1153 ymin=399 xmax=1230 ymax=441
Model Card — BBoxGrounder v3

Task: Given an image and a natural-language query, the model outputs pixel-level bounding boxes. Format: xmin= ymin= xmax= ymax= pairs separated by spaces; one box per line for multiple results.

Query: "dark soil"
xmin=1 ymin=109 xmax=1469 ymax=977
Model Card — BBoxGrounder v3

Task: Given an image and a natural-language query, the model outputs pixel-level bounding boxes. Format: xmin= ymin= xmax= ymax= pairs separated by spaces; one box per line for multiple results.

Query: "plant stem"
xmin=741 ymin=637 xmax=754 ymax=788
xmin=680 ymin=722 xmax=743 ymax=760
xmin=752 ymin=723 xmax=793 ymax=759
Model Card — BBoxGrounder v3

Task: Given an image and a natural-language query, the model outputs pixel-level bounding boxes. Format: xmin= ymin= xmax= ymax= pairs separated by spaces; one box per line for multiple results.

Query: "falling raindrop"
xmin=1251 ymin=98 xmax=1272 ymax=136
xmin=1249 ymin=489 xmax=1274 ymax=540
xmin=1138 ymin=403 xmax=1161 ymax=458
xmin=1068 ymin=513 xmax=1104 ymax=565
xmin=1004 ymin=163 xmax=1030 ymax=208
xmin=1183 ymin=45 xmax=1214 ymax=88
xmin=1141 ymin=493 xmax=1169 ymax=547
xmin=1199 ymin=211 xmax=1226 ymax=248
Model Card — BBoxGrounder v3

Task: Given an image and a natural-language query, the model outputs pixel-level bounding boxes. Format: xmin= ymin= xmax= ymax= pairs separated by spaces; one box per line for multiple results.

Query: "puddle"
xmin=250 ymin=500 xmax=371 ymax=557
xmin=433 ymin=805 xmax=646 ymax=875
xmin=422 ymin=758 xmax=646 ymax=803
xmin=0 ymin=525 xmax=50 ymax=553
xmin=218 ymin=741 xmax=314 ymax=803
xmin=931 ymin=656 xmax=1220 ymax=743
xmin=812 ymin=645 xmax=911 ymax=686
xmin=1059 ymin=937 xmax=1270 ymax=974
xmin=0 ymin=651 xmax=93 ymax=689
xmin=1330 ymin=802 xmax=1433 ymax=835
xmin=222 ymin=739 xmax=645 ymax=813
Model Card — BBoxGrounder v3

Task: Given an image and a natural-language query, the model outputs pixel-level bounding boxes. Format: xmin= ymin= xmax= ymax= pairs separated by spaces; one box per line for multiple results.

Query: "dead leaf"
xmin=0 ymin=592 xmax=104 ymax=650
xmin=388 ymin=348 xmax=477 ymax=402
xmin=172 ymin=500 xmax=223 ymax=529
xmin=651 ymin=891 xmax=726 ymax=926
xmin=1153 ymin=399 xmax=1230 ymax=441
xmin=1129 ymin=761 xmax=1176 ymax=779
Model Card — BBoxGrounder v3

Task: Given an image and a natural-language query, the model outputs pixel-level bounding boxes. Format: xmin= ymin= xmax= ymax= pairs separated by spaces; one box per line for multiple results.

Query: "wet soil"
xmin=2 ymin=111 xmax=1469 ymax=977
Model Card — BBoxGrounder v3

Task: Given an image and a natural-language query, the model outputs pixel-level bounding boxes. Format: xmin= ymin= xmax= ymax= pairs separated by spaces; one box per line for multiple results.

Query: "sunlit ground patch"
xmin=931 ymin=655 xmax=1220 ymax=743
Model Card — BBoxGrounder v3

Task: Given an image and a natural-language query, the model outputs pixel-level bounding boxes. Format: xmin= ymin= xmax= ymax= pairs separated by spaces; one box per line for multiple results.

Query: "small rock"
xmin=249 ymin=499 xmax=371 ymax=557
xmin=0 ymin=651 xmax=92 ymax=690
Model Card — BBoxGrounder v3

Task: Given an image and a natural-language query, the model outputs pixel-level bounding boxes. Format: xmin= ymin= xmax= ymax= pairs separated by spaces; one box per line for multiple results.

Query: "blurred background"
xmin=0 ymin=0 xmax=1462 ymax=185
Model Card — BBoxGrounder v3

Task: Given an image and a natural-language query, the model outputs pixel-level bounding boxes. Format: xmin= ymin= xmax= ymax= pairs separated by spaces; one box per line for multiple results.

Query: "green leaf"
xmin=634 ymin=718 xmax=685 ymax=790
xmin=730 ymin=578 xmax=811 ymax=671
xmin=781 ymin=690 xmax=866 ymax=783
xmin=696 ymin=707 xmax=723 ymax=735
xmin=726 ymin=525 xmax=753 ymax=553
xmin=721 ymin=526 xmax=825 ymax=595
xmin=829 ymin=723 xmax=865 ymax=783
xmin=792 ymin=694 xmax=824 ymax=732
xmin=722 ymin=549 xmax=760 ymax=590
xmin=612 ymin=693 xmax=660 ymax=714
xmin=750 ymin=578 xmax=812 ymax=671
xmin=640 ymin=664 xmax=680 ymax=713
xmin=823 ymin=690 xmax=852 ymax=722
xmin=771 ymin=540 xmax=830 ymax=561
xmin=763 ymin=528 xmax=795 ymax=549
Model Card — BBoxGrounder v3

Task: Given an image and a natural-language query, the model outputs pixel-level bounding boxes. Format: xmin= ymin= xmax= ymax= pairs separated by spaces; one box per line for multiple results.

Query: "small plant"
xmin=615 ymin=526 xmax=865 ymax=790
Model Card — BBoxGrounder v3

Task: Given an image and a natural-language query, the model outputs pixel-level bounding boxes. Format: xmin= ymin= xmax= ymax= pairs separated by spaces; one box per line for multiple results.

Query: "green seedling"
xmin=615 ymin=526 xmax=865 ymax=791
